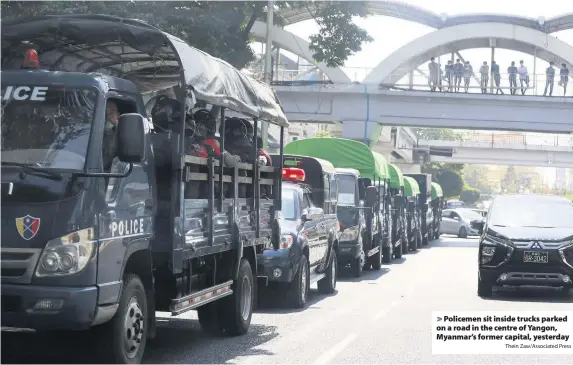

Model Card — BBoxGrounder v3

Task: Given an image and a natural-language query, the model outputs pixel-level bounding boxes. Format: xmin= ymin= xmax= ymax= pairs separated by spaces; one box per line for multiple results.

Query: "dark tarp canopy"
xmin=0 ymin=14 xmax=289 ymax=126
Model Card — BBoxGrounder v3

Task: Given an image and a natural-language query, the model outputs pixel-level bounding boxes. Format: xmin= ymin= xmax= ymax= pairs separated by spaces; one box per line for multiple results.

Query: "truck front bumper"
xmin=257 ymin=249 xmax=297 ymax=284
xmin=337 ymin=239 xmax=361 ymax=264
xmin=1 ymin=284 xmax=100 ymax=331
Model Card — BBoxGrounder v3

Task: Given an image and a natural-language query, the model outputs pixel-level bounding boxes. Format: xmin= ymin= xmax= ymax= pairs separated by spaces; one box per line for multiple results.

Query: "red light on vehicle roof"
xmin=282 ymin=167 xmax=305 ymax=182
xmin=24 ymin=49 xmax=40 ymax=68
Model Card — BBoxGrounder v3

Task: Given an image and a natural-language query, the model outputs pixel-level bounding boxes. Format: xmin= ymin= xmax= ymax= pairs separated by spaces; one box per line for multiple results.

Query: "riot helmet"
xmin=150 ymin=95 xmax=181 ymax=131
xmin=193 ymin=108 xmax=217 ymax=139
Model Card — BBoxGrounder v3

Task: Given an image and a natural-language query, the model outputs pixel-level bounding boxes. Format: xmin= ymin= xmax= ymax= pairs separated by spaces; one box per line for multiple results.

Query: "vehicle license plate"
xmin=523 ymin=251 xmax=548 ymax=263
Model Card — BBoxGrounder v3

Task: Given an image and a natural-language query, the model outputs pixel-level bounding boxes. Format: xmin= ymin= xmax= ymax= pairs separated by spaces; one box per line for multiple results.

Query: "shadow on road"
xmin=488 ymin=286 xmax=573 ymax=303
xmin=255 ymin=285 xmax=334 ymax=314
xmin=338 ymin=267 xmax=390 ymax=283
xmin=144 ymin=320 xmax=279 ymax=363
xmin=1 ymin=320 xmax=280 ymax=364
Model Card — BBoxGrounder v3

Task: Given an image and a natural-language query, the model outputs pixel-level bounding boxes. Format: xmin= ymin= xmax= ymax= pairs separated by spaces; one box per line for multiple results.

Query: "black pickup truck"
xmin=261 ymin=155 xmax=339 ymax=308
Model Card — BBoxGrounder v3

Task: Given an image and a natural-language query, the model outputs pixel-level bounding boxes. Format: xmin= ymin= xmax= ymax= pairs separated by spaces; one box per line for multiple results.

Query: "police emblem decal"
xmin=15 ymin=215 xmax=41 ymax=240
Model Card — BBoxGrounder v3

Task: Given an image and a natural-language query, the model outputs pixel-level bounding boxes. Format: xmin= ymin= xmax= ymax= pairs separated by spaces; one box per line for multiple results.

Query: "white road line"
xmin=374 ymin=300 xmax=399 ymax=320
xmin=312 ymin=333 xmax=358 ymax=365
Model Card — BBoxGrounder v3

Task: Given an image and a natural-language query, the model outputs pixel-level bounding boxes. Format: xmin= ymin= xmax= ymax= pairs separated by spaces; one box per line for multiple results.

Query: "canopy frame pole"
xmin=218 ymin=107 xmax=226 ymax=212
xmin=253 ymin=118 xmax=260 ymax=239
xmin=261 ymin=0 xmax=275 ymax=150
xmin=277 ymin=126 xmax=285 ymax=210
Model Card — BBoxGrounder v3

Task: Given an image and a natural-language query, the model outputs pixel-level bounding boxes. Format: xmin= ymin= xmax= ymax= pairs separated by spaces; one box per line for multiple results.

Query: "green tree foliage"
xmin=460 ymin=187 xmax=481 ymax=205
xmin=501 ymin=166 xmax=518 ymax=193
xmin=463 ymin=165 xmax=491 ymax=193
xmin=0 ymin=1 xmax=373 ymax=70
xmin=428 ymin=167 xmax=464 ymax=198
xmin=412 ymin=128 xmax=464 ymax=141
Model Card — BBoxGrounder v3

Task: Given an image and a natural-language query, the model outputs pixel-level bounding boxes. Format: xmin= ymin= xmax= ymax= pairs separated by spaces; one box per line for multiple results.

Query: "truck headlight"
xmin=340 ymin=226 xmax=359 ymax=242
xmin=280 ymin=235 xmax=294 ymax=249
xmin=35 ymin=228 xmax=95 ymax=277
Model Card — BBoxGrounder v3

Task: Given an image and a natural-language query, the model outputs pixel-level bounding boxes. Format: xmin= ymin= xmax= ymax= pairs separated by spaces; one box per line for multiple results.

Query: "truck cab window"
xmin=1 ymin=86 xmax=97 ymax=171
xmin=102 ymin=97 xmax=136 ymax=173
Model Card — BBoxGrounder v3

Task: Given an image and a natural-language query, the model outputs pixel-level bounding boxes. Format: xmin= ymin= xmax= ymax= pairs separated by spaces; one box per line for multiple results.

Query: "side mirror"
xmin=302 ymin=207 xmax=324 ymax=221
xmin=471 ymin=220 xmax=484 ymax=234
xmin=117 ymin=113 xmax=146 ymax=163
xmin=365 ymin=186 xmax=378 ymax=208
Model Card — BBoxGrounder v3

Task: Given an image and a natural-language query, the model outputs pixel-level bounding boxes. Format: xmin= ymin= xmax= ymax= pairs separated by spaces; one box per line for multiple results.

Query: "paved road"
xmin=3 ymin=236 xmax=571 ymax=364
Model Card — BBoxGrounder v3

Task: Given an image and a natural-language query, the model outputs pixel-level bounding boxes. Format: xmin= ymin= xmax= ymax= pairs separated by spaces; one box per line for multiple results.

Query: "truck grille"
xmin=1 ymin=248 xmax=42 ymax=284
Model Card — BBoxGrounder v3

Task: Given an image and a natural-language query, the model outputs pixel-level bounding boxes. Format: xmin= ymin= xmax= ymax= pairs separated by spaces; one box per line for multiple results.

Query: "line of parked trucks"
xmin=1 ymin=15 xmax=444 ymax=363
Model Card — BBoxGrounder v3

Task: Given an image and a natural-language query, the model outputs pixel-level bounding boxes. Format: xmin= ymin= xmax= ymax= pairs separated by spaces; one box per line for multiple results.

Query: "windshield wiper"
xmin=1 ymin=162 xmax=63 ymax=181
xmin=521 ymin=225 xmax=556 ymax=228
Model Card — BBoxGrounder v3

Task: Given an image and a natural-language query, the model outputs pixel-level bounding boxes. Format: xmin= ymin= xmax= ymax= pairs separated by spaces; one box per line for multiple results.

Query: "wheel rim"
xmin=331 ymin=257 xmax=336 ymax=287
xmin=300 ymin=262 xmax=308 ymax=300
xmin=123 ymin=296 xmax=144 ymax=359
xmin=240 ymin=275 xmax=252 ymax=321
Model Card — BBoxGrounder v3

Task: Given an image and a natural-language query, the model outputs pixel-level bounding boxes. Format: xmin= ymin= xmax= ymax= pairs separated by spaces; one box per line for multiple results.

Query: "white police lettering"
xmin=1 ymin=86 xmax=48 ymax=101
xmin=110 ymin=218 xmax=145 ymax=237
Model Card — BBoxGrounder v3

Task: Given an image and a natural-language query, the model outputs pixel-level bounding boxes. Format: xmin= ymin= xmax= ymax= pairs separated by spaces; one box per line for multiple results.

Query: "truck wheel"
xmin=219 ymin=258 xmax=254 ymax=335
xmin=371 ymin=236 xmax=382 ymax=270
xmin=477 ymin=275 xmax=493 ymax=298
xmin=401 ymin=230 xmax=409 ymax=255
xmin=287 ymin=255 xmax=309 ymax=308
xmin=382 ymin=238 xmax=392 ymax=264
xmin=318 ymin=251 xmax=337 ymax=294
xmin=198 ymin=302 xmax=223 ymax=336
xmin=96 ymin=274 xmax=148 ymax=364
xmin=394 ymin=239 xmax=403 ymax=259
xmin=352 ymin=256 xmax=363 ymax=277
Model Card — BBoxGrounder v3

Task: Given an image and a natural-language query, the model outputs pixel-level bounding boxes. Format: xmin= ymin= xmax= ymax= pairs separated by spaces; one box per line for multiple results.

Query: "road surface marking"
xmin=374 ymin=300 xmax=399 ymax=320
xmin=312 ymin=333 xmax=358 ymax=365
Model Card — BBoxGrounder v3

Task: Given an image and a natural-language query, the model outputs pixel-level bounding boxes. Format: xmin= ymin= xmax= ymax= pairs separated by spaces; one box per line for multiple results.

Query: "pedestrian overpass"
xmin=418 ymin=138 xmax=573 ymax=168
xmin=251 ymin=5 xmax=573 ymax=152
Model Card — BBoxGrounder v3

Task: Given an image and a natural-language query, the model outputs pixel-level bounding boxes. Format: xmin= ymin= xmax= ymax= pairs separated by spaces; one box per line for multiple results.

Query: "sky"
xmin=251 ymin=0 xmax=573 ymax=188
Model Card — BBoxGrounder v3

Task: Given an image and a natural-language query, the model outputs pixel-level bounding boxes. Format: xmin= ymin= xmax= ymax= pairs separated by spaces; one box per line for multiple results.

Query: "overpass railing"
xmin=263 ymin=67 xmax=572 ymax=97
xmin=420 ymin=131 xmax=573 ymax=147
xmin=380 ymin=72 xmax=572 ymax=97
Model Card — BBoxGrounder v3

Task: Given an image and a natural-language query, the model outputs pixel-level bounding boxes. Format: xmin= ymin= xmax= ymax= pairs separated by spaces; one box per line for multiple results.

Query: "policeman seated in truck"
xmin=102 ymin=100 xmax=121 ymax=172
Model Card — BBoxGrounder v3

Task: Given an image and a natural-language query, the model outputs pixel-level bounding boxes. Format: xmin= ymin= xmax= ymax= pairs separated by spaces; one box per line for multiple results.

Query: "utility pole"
xmin=261 ymin=0 xmax=274 ymax=149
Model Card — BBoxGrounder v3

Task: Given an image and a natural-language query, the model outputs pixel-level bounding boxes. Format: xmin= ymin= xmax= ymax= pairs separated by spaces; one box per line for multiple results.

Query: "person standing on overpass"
xmin=453 ymin=59 xmax=464 ymax=92
xmin=445 ymin=60 xmax=454 ymax=92
xmin=491 ymin=61 xmax=503 ymax=95
xmin=428 ymin=57 xmax=439 ymax=92
xmin=517 ymin=60 xmax=529 ymax=95
xmin=544 ymin=61 xmax=556 ymax=96
xmin=479 ymin=62 xmax=489 ymax=94
xmin=507 ymin=61 xmax=518 ymax=95
xmin=463 ymin=61 xmax=473 ymax=93
xmin=559 ymin=63 xmax=569 ymax=96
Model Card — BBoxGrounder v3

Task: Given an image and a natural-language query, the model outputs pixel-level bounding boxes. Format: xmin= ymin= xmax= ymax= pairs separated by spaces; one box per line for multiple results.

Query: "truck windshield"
xmin=281 ymin=188 xmax=296 ymax=220
xmin=336 ymin=174 xmax=356 ymax=206
xmin=1 ymin=86 xmax=97 ymax=171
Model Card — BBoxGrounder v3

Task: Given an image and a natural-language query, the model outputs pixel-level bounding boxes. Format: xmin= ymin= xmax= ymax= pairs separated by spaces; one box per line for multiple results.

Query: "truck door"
xmin=97 ymin=95 xmax=154 ymax=305
xmin=302 ymin=193 xmax=321 ymax=266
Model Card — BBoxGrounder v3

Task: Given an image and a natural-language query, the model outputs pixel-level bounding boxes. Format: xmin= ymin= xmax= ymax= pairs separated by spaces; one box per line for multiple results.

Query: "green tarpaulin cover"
xmin=403 ymin=176 xmax=420 ymax=197
xmin=431 ymin=182 xmax=443 ymax=199
xmin=283 ymin=138 xmax=389 ymax=180
xmin=388 ymin=164 xmax=404 ymax=189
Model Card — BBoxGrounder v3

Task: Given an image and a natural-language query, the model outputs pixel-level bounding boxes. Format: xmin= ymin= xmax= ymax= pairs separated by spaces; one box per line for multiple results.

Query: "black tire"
xmin=218 ymin=258 xmax=255 ymax=335
xmin=95 ymin=274 xmax=148 ymax=364
xmin=477 ymin=274 xmax=493 ymax=298
xmin=318 ymin=251 xmax=337 ymax=294
xmin=394 ymin=237 xmax=403 ymax=259
xmin=287 ymin=254 xmax=309 ymax=308
xmin=401 ymin=230 xmax=409 ymax=255
xmin=197 ymin=302 xmax=223 ymax=336
xmin=352 ymin=255 xmax=363 ymax=277
xmin=459 ymin=226 xmax=468 ymax=239
xmin=371 ymin=236 xmax=382 ymax=270
xmin=382 ymin=238 xmax=392 ymax=264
